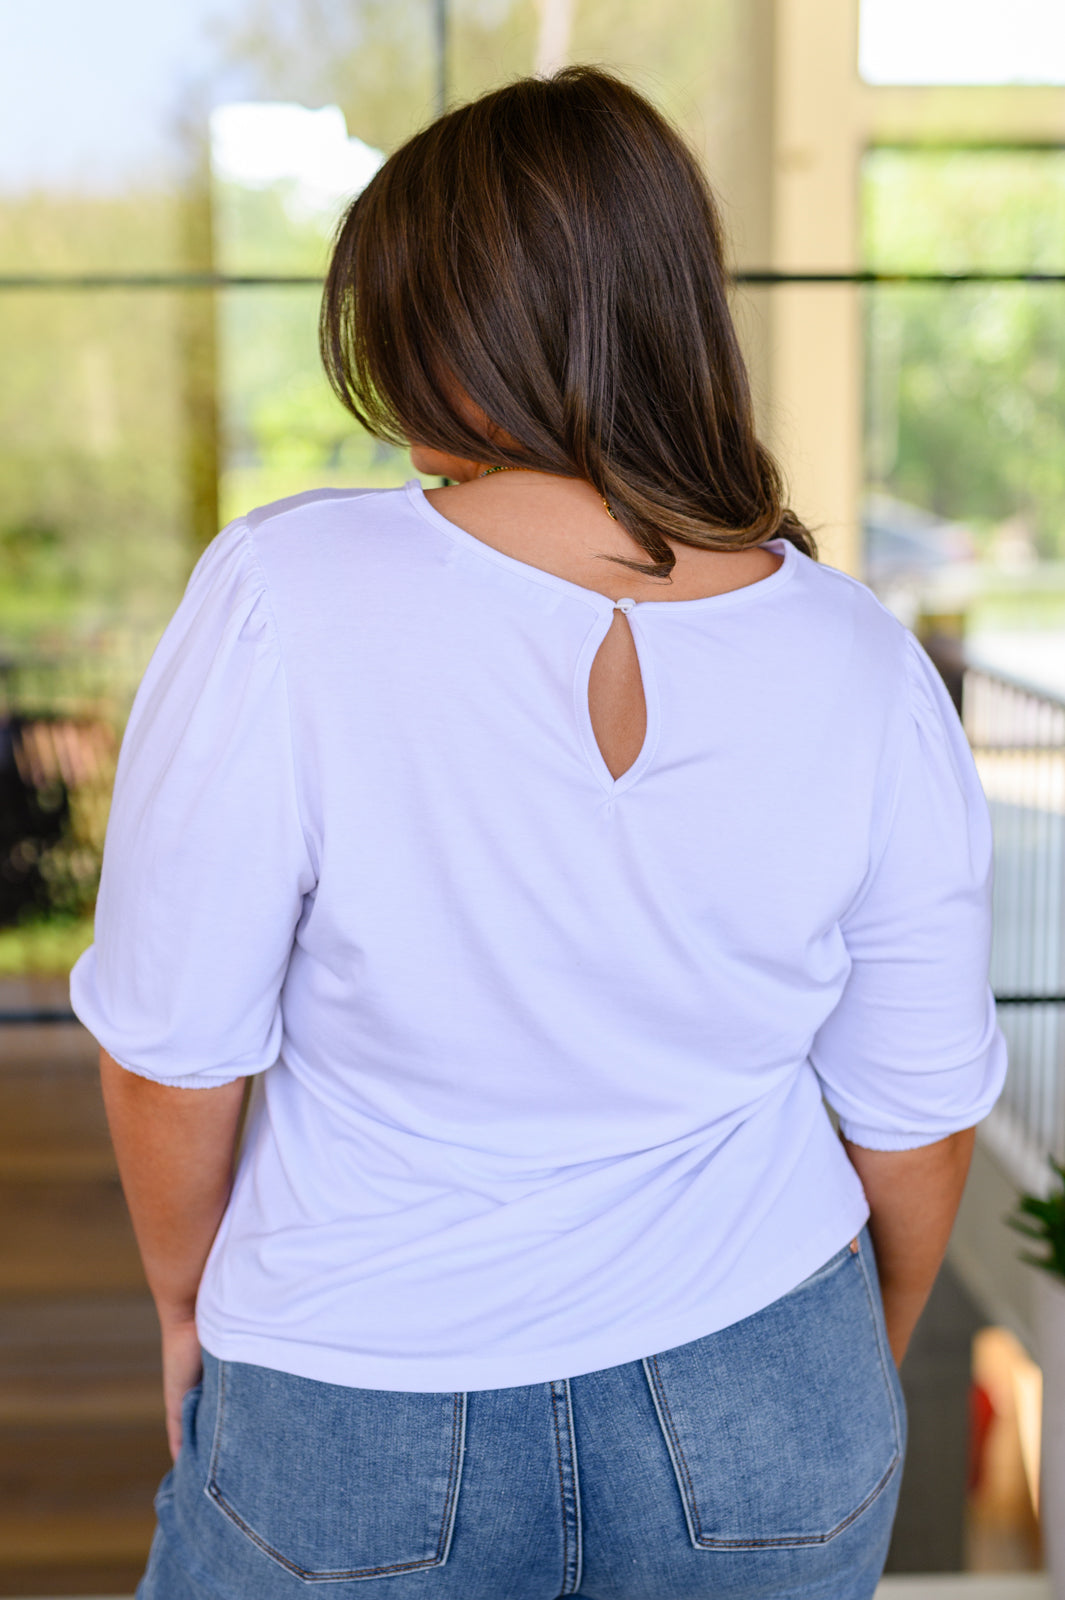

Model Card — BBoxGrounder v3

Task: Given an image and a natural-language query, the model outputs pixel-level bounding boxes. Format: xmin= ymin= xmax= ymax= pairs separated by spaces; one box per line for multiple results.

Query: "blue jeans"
xmin=139 ymin=1225 xmax=905 ymax=1600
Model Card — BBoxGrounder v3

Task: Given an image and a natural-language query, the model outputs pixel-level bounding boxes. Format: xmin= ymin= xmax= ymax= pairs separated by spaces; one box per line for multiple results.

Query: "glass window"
xmin=862 ymin=148 xmax=1065 ymax=692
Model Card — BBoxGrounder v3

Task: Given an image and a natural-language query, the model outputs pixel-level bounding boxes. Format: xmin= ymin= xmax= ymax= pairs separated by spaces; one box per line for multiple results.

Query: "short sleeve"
xmin=69 ymin=520 xmax=316 ymax=1087
xmin=810 ymin=632 xmax=1008 ymax=1150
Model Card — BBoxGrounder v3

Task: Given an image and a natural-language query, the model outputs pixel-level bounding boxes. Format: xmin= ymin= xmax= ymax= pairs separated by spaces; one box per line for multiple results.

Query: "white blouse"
xmin=71 ymin=481 xmax=1007 ymax=1391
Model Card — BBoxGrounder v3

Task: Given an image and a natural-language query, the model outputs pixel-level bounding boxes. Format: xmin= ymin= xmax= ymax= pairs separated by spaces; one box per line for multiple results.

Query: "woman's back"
xmin=72 ymin=478 xmax=1004 ymax=1391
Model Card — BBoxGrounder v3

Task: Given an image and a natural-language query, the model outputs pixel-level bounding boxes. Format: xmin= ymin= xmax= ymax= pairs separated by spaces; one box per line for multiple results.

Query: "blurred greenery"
xmin=216 ymin=0 xmax=751 ymax=220
xmin=211 ymin=0 xmax=737 ymax=163
xmin=0 ymin=170 xmax=414 ymax=973
xmin=863 ymin=148 xmax=1065 ymax=274
xmin=0 ymin=914 xmax=95 ymax=978
xmin=1007 ymin=1157 xmax=1065 ymax=1283
xmin=863 ymin=148 xmax=1065 ymax=558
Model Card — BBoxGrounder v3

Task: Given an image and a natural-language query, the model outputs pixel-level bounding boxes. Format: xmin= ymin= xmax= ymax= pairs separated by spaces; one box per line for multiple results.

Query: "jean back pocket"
xmin=206 ymin=1359 xmax=466 ymax=1581
xmin=643 ymin=1238 xmax=903 ymax=1550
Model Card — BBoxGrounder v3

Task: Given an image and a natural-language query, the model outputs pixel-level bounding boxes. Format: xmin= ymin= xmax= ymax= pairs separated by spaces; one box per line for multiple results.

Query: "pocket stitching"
xmin=549 ymin=1378 xmax=583 ymax=1595
xmin=204 ymin=1363 xmax=467 ymax=1580
xmin=645 ymin=1250 xmax=903 ymax=1550
xmin=643 ymin=1351 xmax=705 ymax=1549
xmin=684 ymin=1455 xmax=901 ymax=1550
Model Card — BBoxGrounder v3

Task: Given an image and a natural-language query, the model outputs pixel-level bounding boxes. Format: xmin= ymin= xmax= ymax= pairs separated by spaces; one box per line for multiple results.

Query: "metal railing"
xmin=963 ymin=659 xmax=1065 ymax=1196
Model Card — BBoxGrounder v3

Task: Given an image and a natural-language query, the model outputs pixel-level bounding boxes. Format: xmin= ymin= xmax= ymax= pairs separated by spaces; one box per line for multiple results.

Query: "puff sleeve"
xmin=810 ymin=632 xmax=1008 ymax=1149
xmin=69 ymin=520 xmax=316 ymax=1086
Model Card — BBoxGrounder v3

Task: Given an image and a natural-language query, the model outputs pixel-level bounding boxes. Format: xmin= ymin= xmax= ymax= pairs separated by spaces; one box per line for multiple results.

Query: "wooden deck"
xmin=0 ymin=979 xmax=167 ymax=1598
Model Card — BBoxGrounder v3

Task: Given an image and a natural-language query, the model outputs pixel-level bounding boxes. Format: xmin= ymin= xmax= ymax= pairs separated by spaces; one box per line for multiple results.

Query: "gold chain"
xmin=477 ymin=464 xmax=617 ymax=521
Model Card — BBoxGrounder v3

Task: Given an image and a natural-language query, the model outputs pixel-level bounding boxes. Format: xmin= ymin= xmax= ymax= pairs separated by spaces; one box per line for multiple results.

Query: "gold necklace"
xmin=477 ymin=464 xmax=617 ymax=521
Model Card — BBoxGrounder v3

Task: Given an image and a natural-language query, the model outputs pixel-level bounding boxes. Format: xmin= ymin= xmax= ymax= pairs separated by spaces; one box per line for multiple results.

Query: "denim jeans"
xmin=139 ymin=1224 xmax=905 ymax=1600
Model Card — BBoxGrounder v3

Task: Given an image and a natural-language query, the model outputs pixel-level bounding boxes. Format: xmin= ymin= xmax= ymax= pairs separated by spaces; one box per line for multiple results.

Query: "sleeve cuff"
xmin=100 ymin=1050 xmax=249 ymax=1091
xmin=837 ymin=1119 xmax=978 ymax=1151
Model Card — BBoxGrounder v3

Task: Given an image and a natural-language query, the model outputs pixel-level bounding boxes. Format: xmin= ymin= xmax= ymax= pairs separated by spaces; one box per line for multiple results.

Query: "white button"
xmin=614 ymin=597 xmax=636 ymax=613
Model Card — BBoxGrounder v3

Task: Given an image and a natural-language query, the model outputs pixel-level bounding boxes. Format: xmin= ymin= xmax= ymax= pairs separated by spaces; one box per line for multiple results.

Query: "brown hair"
xmin=320 ymin=65 xmax=815 ymax=577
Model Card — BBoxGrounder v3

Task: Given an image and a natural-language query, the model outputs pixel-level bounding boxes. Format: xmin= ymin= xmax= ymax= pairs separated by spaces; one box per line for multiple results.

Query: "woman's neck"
xmin=422 ymin=470 xmax=782 ymax=603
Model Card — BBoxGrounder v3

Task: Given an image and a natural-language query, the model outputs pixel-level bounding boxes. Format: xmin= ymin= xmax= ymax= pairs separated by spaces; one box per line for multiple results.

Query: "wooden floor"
xmin=5 ymin=1579 xmax=1057 ymax=1600
xmin=0 ymin=979 xmax=168 ymax=1598
xmin=877 ymin=1581 xmax=1052 ymax=1597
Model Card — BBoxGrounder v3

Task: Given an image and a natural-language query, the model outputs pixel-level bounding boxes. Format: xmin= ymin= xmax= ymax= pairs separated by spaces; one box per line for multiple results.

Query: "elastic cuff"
xmin=837 ymin=1121 xmax=970 ymax=1152
xmin=105 ymin=1053 xmax=248 ymax=1090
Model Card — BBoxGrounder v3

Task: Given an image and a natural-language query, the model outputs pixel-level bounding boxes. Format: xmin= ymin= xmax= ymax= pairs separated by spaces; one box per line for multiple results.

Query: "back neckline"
xmin=404 ymin=480 xmax=797 ymax=614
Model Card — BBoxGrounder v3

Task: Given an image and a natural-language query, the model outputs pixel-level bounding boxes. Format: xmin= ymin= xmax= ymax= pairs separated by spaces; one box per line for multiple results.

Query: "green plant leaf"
xmin=1005 ymin=1155 xmax=1065 ymax=1275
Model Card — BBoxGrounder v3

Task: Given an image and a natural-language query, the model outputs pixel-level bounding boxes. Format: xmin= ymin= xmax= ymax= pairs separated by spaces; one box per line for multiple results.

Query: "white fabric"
xmin=70 ymin=481 xmax=1007 ymax=1391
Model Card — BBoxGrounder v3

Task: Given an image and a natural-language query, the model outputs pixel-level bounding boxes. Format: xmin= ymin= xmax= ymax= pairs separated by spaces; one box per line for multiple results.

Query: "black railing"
xmin=961 ymin=659 xmax=1065 ymax=1188
xmin=1 ymin=1008 xmax=78 ymax=1024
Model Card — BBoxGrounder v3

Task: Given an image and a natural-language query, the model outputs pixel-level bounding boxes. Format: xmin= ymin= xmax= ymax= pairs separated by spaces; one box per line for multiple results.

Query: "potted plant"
xmin=1007 ymin=1157 xmax=1065 ymax=1596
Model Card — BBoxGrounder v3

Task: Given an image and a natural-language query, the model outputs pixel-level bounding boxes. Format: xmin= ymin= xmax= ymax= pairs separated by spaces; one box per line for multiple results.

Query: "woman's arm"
xmin=841 ymin=1125 xmax=976 ymax=1368
xmin=98 ymin=1049 xmax=248 ymax=1459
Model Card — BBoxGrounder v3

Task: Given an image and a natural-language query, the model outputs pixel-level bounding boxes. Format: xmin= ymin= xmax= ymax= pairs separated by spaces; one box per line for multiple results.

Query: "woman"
xmin=71 ymin=66 xmax=1005 ymax=1600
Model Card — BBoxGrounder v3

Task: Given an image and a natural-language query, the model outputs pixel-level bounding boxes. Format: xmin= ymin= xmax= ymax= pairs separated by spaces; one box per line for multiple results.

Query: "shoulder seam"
xmin=244 ymin=485 xmax=390 ymax=532
xmin=804 ymin=558 xmax=912 ymax=630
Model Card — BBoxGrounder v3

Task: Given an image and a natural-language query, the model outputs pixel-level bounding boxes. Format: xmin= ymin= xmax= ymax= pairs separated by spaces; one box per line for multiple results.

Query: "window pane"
xmin=862 ymin=150 xmax=1065 ymax=696
xmin=864 ymin=148 xmax=1065 ymax=274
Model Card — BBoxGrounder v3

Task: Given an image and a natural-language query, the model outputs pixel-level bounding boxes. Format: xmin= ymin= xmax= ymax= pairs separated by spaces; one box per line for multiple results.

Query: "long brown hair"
xmin=320 ymin=66 xmax=815 ymax=577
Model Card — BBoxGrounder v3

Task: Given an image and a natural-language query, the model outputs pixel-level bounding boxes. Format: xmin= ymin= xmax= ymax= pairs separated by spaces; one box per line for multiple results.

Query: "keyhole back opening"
xmin=586 ymin=604 xmax=648 ymax=782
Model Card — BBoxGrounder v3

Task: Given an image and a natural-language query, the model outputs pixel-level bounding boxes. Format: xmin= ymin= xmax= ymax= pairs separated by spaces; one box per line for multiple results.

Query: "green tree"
xmin=863 ymin=149 xmax=1065 ymax=557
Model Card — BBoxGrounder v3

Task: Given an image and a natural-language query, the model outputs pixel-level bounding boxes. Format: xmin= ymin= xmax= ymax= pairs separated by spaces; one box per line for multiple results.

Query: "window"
xmin=862 ymin=147 xmax=1065 ymax=691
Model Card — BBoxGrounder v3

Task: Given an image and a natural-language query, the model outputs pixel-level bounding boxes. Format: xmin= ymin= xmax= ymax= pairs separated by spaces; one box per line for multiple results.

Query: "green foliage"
xmin=0 ymin=192 xmax=200 ymax=970
xmin=37 ymin=726 xmax=117 ymax=922
xmin=212 ymin=180 xmax=334 ymax=278
xmin=0 ymin=167 xmax=412 ymax=972
xmin=213 ymin=0 xmax=539 ymax=156
xmin=1006 ymin=1158 xmax=1065 ymax=1283
xmin=863 ymin=149 xmax=1065 ymax=556
xmin=0 ymin=187 xmax=183 ymax=276
xmin=863 ymin=148 xmax=1065 ymax=275
xmin=0 ymin=276 xmax=194 ymax=657
xmin=0 ymin=913 xmax=95 ymax=978
xmin=212 ymin=0 xmax=748 ymax=224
